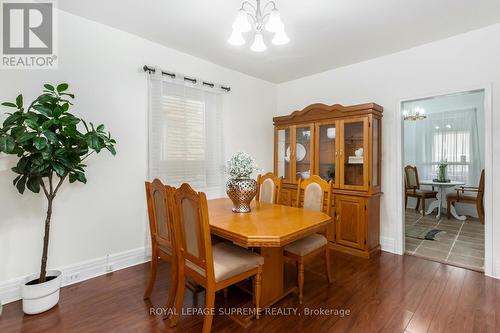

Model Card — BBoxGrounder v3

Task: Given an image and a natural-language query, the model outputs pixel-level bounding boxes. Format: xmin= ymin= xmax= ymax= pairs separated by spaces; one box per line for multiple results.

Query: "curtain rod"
xmin=143 ymin=65 xmax=231 ymax=92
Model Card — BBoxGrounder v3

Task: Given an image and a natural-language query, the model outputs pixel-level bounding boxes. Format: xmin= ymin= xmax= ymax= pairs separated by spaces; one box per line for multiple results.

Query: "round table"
xmin=419 ymin=180 xmax=466 ymax=220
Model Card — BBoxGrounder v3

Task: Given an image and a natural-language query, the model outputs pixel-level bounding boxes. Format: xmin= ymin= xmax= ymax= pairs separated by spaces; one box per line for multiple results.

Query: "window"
xmin=148 ymin=79 xmax=224 ymax=198
xmin=432 ymin=130 xmax=471 ymax=181
xmin=432 ymin=130 xmax=471 ymax=163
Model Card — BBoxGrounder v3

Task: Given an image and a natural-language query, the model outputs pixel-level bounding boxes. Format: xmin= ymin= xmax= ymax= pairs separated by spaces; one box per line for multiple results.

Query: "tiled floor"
xmin=405 ymin=209 xmax=484 ymax=271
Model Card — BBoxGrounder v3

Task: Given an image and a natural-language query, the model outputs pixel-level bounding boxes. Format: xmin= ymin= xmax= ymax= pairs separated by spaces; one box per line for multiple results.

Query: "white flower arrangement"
xmin=225 ymin=152 xmax=260 ymax=179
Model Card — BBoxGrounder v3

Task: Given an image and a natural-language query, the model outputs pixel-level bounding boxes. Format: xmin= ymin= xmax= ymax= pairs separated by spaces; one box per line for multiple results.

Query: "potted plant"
xmin=225 ymin=152 xmax=260 ymax=213
xmin=0 ymin=83 xmax=117 ymax=314
xmin=436 ymin=159 xmax=449 ymax=182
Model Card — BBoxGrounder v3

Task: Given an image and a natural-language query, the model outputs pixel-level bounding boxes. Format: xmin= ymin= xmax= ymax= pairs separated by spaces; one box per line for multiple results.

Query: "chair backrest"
xmin=173 ymin=183 xmax=215 ymax=283
xmin=477 ymin=169 xmax=485 ymax=202
xmin=256 ymin=172 xmax=282 ymax=204
xmin=295 ymin=175 xmax=332 ymax=215
xmin=404 ymin=165 xmax=420 ymax=190
xmin=145 ymin=179 xmax=177 ymax=257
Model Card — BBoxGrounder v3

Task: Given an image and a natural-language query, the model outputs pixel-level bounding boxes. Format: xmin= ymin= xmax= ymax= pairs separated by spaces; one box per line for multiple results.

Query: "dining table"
xmin=207 ymin=198 xmax=332 ymax=319
xmin=420 ymin=179 xmax=466 ymax=221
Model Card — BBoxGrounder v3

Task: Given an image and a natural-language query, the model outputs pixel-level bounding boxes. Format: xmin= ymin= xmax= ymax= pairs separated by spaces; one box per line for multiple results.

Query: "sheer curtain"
xmin=412 ymin=108 xmax=482 ymax=185
xmin=148 ymin=69 xmax=225 ymax=198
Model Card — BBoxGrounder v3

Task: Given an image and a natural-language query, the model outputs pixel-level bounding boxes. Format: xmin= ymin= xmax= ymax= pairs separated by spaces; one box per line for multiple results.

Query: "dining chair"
xmin=447 ymin=169 xmax=485 ymax=224
xmin=169 ymin=183 xmax=264 ymax=332
xmin=256 ymin=172 xmax=282 ymax=204
xmin=404 ymin=165 xmax=437 ymax=215
xmin=143 ymin=179 xmax=178 ymax=316
xmin=283 ymin=175 xmax=333 ymax=304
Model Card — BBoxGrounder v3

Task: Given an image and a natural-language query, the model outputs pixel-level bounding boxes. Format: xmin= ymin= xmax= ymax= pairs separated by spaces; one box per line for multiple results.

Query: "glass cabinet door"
xmin=316 ymin=122 xmax=339 ymax=187
xmin=294 ymin=125 xmax=314 ymax=182
xmin=341 ymin=118 xmax=368 ymax=190
xmin=275 ymin=127 xmax=291 ymax=182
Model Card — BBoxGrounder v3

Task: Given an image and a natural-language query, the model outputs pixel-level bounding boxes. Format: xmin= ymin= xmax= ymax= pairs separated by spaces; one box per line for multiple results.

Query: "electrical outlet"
xmin=66 ymin=272 xmax=80 ymax=283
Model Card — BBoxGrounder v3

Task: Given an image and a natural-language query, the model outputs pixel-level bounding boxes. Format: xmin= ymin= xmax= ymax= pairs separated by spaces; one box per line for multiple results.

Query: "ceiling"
xmin=58 ymin=0 xmax=500 ymax=83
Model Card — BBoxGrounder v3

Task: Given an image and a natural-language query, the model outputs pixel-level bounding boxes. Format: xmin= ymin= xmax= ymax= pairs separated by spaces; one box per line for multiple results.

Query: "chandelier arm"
xmin=246 ymin=12 xmax=258 ymax=25
xmin=262 ymin=0 xmax=277 ymax=14
xmin=241 ymin=1 xmax=256 ymax=12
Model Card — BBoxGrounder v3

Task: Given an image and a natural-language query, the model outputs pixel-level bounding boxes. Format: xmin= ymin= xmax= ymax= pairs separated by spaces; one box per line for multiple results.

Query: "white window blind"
xmin=148 ymin=73 xmax=224 ymax=198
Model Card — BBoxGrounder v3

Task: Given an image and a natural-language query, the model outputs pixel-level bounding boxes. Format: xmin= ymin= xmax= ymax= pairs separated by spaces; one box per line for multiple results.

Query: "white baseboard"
xmin=380 ymin=236 xmax=396 ymax=254
xmin=488 ymin=260 xmax=500 ymax=280
xmin=0 ymin=247 xmax=150 ymax=305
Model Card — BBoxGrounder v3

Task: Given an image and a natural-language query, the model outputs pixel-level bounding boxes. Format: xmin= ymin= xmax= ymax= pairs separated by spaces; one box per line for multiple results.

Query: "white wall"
xmin=0 ymin=11 xmax=276 ymax=283
xmin=277 ymin=23 xmax=500 ymax=272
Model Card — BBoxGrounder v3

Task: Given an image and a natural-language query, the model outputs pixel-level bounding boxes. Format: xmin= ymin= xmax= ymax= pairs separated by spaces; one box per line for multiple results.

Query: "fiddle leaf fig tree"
xmin=0 ymin=83 xmax=117 ymax=283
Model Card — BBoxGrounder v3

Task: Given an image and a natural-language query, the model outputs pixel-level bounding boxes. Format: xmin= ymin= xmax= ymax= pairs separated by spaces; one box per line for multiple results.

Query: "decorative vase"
xmin=226 ymin=178 xmax=257 ymax=213
xmin=21 ymin=270 xmax=62 ymax=315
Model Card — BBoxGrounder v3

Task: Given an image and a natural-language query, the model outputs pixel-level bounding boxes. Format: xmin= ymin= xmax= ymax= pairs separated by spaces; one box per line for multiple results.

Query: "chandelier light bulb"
xmin=232 ymin=9 xmax=251 ymax=32
xmin=272 ymin=27 xmax=290 ymax=45
xmin=251 ymin=32 xmax=267 ymax=52
xmin=265 ymin=9 xmax=283 ymax=32
xmin=228 ymin=29 xmax=246 ymax=46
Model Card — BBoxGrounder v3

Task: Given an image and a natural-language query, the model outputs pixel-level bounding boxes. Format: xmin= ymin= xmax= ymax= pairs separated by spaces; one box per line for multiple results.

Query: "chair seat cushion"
xmin=284 ymin=233 xmax=327 ymax=256
xmin=212 ymin=242 xmax=264 ymax=282
xmin=447 ymin=192 xmax=477 ymax=202
xmin=406 ymin=189 xmax=437 ymax=197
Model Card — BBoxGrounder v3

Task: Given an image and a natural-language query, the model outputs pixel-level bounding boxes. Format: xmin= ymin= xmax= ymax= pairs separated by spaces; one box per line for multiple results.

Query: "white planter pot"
xmin=21 ymin=270 xmax=62 ymax=315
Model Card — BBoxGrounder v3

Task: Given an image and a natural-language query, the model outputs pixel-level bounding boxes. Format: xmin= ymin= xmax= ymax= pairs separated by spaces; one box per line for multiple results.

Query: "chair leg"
xmin=254 ymin=267 xmax=262 ymax=319
xmin=477 ymin=201 xmax=484 ymax=224
xmin=447 ymin=200 xmax=451 ymax=220
xmin=143 ymin=247 xmax=158 ymax=300
xmin=163 ymin=263 xmax=177 ymax=320
xmin=421 ymin=198 xmax=425 ymax=216
xmin=416 ymin=198 xmax=420 ymax=213
xmin=169 ymin=272 xmax=186 ymax=328
xmin=202 ymin=288 xmax=216 ymax=333
xmin=297 ymin=259 xmax=305 ymax=304
xmin=325 ymin=246 xmax=333 ymax=284
xmin=405 ymin=195 xmax=408 ymax=209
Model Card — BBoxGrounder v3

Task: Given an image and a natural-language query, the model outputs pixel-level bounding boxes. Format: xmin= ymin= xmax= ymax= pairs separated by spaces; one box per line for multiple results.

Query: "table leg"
xmin=449 ymin=203 xmax=467 ymax=221
xmin=260 ymin=247 xmax=284 ymax=306
xmin=425 ymin=188 xmax=441 ymax=217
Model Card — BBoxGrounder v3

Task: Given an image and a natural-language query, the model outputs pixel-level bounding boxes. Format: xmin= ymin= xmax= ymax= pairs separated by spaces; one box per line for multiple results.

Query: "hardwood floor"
xmin=1 ymin=251 xmax=499 ymax=333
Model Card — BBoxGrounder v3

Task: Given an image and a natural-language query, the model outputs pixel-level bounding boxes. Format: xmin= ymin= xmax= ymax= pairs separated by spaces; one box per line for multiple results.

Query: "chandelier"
xmin=228 ymin=0 xmax=289 ymax=52
xmin=403 ymin=107 xmax=427 ymax=121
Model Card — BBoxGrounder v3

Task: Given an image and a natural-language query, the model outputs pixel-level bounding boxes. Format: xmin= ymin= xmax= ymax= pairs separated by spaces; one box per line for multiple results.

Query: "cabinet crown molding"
xmin=273 ymin=103 xmax=383 ymax=126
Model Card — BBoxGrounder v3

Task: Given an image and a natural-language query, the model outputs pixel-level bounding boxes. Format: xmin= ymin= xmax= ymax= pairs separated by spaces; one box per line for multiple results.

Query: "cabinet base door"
xmin=335 ymin=195 xmax=365 ymax=250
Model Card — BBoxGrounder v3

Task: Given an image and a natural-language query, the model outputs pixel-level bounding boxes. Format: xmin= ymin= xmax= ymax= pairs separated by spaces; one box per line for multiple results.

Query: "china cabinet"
xmin=273 ymin=103 xmax=383 ymax=258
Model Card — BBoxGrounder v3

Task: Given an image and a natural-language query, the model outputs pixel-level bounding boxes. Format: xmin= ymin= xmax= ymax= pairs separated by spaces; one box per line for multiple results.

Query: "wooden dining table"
xmin=207 ymin=198 xmax=332 ymax=309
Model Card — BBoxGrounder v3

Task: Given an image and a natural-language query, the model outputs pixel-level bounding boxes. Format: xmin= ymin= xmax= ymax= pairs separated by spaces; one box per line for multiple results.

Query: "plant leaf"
xmin=16 ymin=132 xmax=37 ymax=143
xmin=0 ymin=135 xmax=16 ymax=153
xmin=13 ymin=175 xmax=21 ymax=186
xmin=15 ymin=95 xmax=23 ymax=108
xmin=16 ymin=175 xmax=27 ymax=194
xmin=56 ymin=83 xmax=68 ymax=92
xmin=27 ymin=177 xmax=41 ymax=193
xmin=1 ymin=102 xmax=17 ymax=108
xmin=51 ymin=161 xmax=65 ymax=176
xmin=43 ymin=130 xmax=58 ymax=144
xmin=33 ymin=137 xmax=47 ymax=150
xmin=3 ymin=112 xmax=21 ymax=127
xmin=33 ymin=105 xmax=53 ymax=117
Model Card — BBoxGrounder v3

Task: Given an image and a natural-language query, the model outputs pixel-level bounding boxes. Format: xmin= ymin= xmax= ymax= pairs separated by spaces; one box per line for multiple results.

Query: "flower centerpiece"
xmin=436 ymin=159 xmax=449 ymax=182
xmin=225 ymin=152 xmax=260 ymax=213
